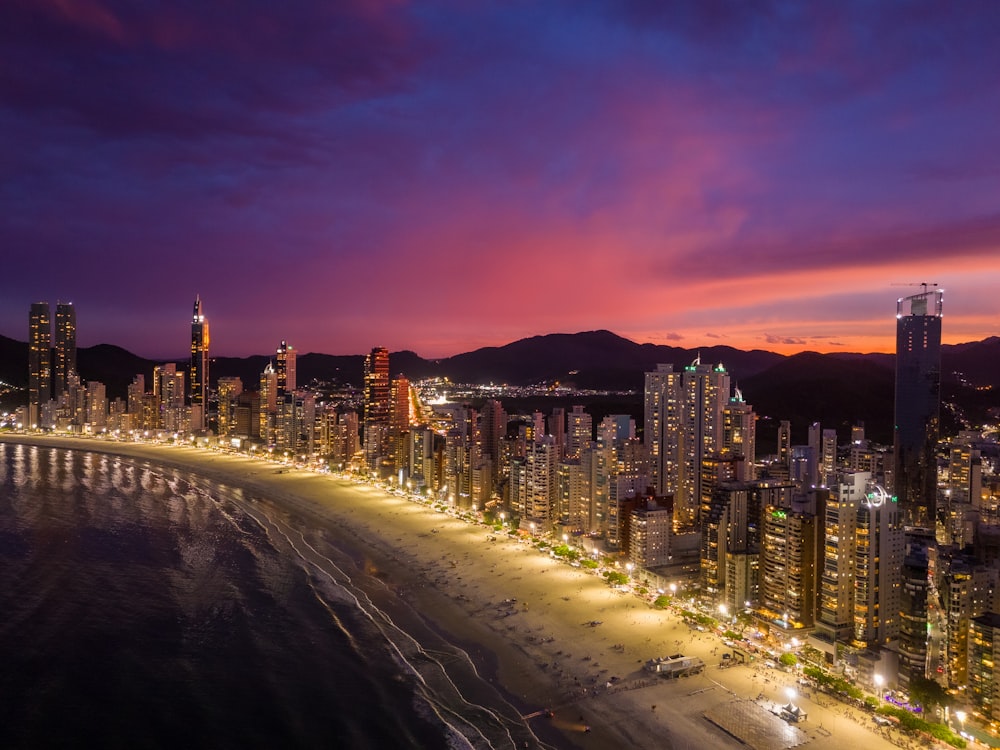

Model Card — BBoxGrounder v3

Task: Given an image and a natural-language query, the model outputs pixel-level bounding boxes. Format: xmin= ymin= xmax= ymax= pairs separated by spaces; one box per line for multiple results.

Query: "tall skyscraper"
xmin=276 ymin=340 xmax=296 ymax=396
xmin=894 ymin=286 xmax=943 ymax=528
xmin=54 ymin=301 xmax=76 ymax=400
xmin=189 ymin=296 xmax=209 ymax=430
xmin=893 ymin=285 xmax=943 ymax=689
xmin=363 ymin=347 xmax=390 ymax=472
xmin=28 ymin=302 xmax=51 ymax=428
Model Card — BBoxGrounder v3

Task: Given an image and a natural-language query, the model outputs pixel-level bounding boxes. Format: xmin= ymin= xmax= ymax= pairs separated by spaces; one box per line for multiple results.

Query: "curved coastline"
xmin=0 ymin=434 xmax=906 ymax=750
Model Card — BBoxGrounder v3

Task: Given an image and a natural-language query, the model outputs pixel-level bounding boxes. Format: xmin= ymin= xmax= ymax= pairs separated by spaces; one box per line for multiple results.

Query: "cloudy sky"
xmin=2 ymin=0 xmax=998 ymax=358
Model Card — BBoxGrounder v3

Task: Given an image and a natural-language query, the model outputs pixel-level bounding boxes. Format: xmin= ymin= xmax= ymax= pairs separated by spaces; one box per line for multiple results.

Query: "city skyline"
xmin=3 ymin=3 xmax=1000 ymax=358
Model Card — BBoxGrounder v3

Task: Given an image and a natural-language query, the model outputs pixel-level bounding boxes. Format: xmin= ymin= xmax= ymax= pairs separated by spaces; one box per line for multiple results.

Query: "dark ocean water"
xmin=0 ymin=443 xmax=541 ymax=750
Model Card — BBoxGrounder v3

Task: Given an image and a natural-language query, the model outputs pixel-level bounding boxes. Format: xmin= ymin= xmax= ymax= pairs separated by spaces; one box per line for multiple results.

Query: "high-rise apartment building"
xmin=722 ymin=389 xmax=756 ymax=481
xmin=28 ymin=302 xmax=52 ymax=428
xmin=894 ymin=286 xmax=943 ymax=528
xmin=970 ymin=612 xmax=1000 ymax=722
xmin=54 ymin=301 xmax=76 ymax=400
xmin=259 ymin=363 xmax=277 ymax=443
xmin=853 ymin=484 xmax=903 ymax=648
xmin=189 ymin=296 xmax=209 ymax=430
xmin=216 ymin=377 xmax=243 ymax=438
xmin=566 ymin=405 xmax=592 ymax=460
xmin=644 ymin=359 xmax=731 ymax=526
xmin=816 ymin=472 xmax=868 ymax=642
xmin=154 ymin=363 xmax=186 ymax=432
xmin=760 ymin=505 xmax=816 ymax=631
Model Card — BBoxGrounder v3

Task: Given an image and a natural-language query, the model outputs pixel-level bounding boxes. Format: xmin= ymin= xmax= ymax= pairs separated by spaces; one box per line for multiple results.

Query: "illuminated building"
xmin=512 ymin=436 xmax=556 ymax=527
xmin=942 ymin=559 xmax=997 ymax=689
xmin=761 ymin=505 xmax=816 ymax=630
xmin=852 ymin=484 xmax=903 ymax=648
xmin=630 ymin=497 xmax=674 ymax=569
xmin=189 ymin=296 xmax=209 ymax=431
xmin=154 ymin=363 xmax=186 ymax=432
xmin=566 ymin=405 xmax=592 ymax=460
xmin=216 ymin=377 xmax=243 ymax=438
xmin=644 ymin=358 xmax=731 ymax=526
xmin=28 ymin=302 xmax=51 ymax=428
xmin=701 ymin=480 xmax=790 ymax=609
xmin=54 ymin=301 xmax=76 ymax=400
xmin=276 ymin=340 xmax=295 ymax=395
xmin=722 ymin=389 xmax=756 ymax=481
xmin=816 ymin=472 xmax=869 ymax=643
xmin=259 ymin=363 xmax=277 ymax=443
xmin=970 ymin=612 xmax=1000 ymax=722
xmin=556 ymin=459 xmax=587 ymax=531
xmin=363 ymin=347 xmax=390 ymax=473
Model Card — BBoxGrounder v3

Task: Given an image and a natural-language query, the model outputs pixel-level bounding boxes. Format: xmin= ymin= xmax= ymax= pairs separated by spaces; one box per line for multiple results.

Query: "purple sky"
xmin=2 ymin=1 xmax=999 ymax=358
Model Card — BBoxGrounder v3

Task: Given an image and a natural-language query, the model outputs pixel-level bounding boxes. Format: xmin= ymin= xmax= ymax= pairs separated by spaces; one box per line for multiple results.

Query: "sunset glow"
xmin=2 ymin=1 xmax=998 ymax=357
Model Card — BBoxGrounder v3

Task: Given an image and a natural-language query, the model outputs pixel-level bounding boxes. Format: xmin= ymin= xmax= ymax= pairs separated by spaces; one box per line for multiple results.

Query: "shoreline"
xmin=1 ymin=434 xmax=908 ymax=750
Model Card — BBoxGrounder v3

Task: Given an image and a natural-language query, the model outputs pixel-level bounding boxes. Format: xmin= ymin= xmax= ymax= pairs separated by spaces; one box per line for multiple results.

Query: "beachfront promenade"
xmin=1 ymin=433 xmax=921 ymax=750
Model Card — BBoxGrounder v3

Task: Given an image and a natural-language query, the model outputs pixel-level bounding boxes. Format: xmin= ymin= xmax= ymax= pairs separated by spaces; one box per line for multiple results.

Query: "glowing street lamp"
xmin=719 ymin=603 xmax=729 ymax=619
xmin=625 ymin=562 xmax=634 ymax=578
xmin=956 ymin=710 xmax=966 ymax=734
xmin=874 ymin=673 xmax=884 ymax=706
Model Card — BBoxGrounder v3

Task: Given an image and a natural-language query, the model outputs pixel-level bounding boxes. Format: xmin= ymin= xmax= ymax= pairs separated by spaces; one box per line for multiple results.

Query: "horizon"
xmin=3 ymin=4 xmax=999 ymax=356
xmin=4 ymin=322 xmax=995 ymax=364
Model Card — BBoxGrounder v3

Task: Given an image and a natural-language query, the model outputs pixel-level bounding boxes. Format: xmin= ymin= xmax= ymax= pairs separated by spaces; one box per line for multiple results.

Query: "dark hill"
xmin=439 ymin=330 xmax=783 ymax=386
xmin=742 ymin=351 xmax=895 ymax=447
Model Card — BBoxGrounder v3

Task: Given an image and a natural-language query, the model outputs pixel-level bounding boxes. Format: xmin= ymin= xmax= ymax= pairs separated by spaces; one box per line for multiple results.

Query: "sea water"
xmin=0 ymin=443 xmax=544 ymax=750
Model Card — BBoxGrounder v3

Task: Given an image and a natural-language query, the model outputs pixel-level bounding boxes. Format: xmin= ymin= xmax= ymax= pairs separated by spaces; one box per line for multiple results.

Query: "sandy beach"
xmin=2 ymin=434 xmax=915 ymax=750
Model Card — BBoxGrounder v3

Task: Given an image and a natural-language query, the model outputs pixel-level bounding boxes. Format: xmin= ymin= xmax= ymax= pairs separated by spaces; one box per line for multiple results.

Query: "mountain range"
xmin=2 ymin=329 xmax=998 ymax=447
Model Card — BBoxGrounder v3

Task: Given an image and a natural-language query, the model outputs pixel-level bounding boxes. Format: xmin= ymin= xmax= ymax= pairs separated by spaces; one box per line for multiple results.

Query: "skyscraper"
xmin=893 ymin=286 xmax=943 ymax=528
xmin=54 ymin=301 xmax=76 ymax=400
xmin=189 ymin=296 xmax=209 ymax=430
xmin=893 ymin=285 xmax=943 ymax=689
xmin=28 ymin=302 xmax=51 ymax=428
xmin=363 ymin=347 xmax=390 ymax=472
xmin=276 ymin=340 xmax=296 ymax=396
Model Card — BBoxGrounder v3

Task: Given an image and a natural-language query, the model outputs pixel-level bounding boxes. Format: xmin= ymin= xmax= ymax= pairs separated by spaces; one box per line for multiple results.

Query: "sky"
xmin=2 ymin=1 xmax=999 ymax=359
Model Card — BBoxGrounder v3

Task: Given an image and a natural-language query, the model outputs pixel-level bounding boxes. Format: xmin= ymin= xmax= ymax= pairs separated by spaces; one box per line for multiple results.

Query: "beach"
xmin=1 ymin=434 xmax=912 ymax=750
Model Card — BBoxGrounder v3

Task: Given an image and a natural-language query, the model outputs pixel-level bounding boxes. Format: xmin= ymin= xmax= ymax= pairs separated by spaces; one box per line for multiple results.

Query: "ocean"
xmin=0 ymin=442 xmax=547 ymax=750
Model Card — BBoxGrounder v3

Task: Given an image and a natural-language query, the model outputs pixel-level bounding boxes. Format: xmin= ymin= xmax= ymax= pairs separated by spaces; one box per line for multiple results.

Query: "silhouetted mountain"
xmin=0 ymin=334 xmax=26 ymax=388
xmin=742 ymin=352 xmax=896 ymax=447
xmin=439 ymin=330 xmax=783 ymax=386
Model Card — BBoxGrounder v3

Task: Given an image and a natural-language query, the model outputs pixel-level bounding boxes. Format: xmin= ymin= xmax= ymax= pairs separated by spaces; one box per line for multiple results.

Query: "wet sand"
xmin=2 ymin=435 xmax=910 ymax=750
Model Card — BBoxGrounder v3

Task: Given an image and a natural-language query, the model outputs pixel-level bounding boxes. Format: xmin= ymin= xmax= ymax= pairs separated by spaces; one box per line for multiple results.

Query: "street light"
xmin=956 ymin=710 xmax=966 ymax=735
xmin=874 ymin=674 xmax=884 ymax=706
xmin=626 ymin=562 xmax=634 ymax=577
